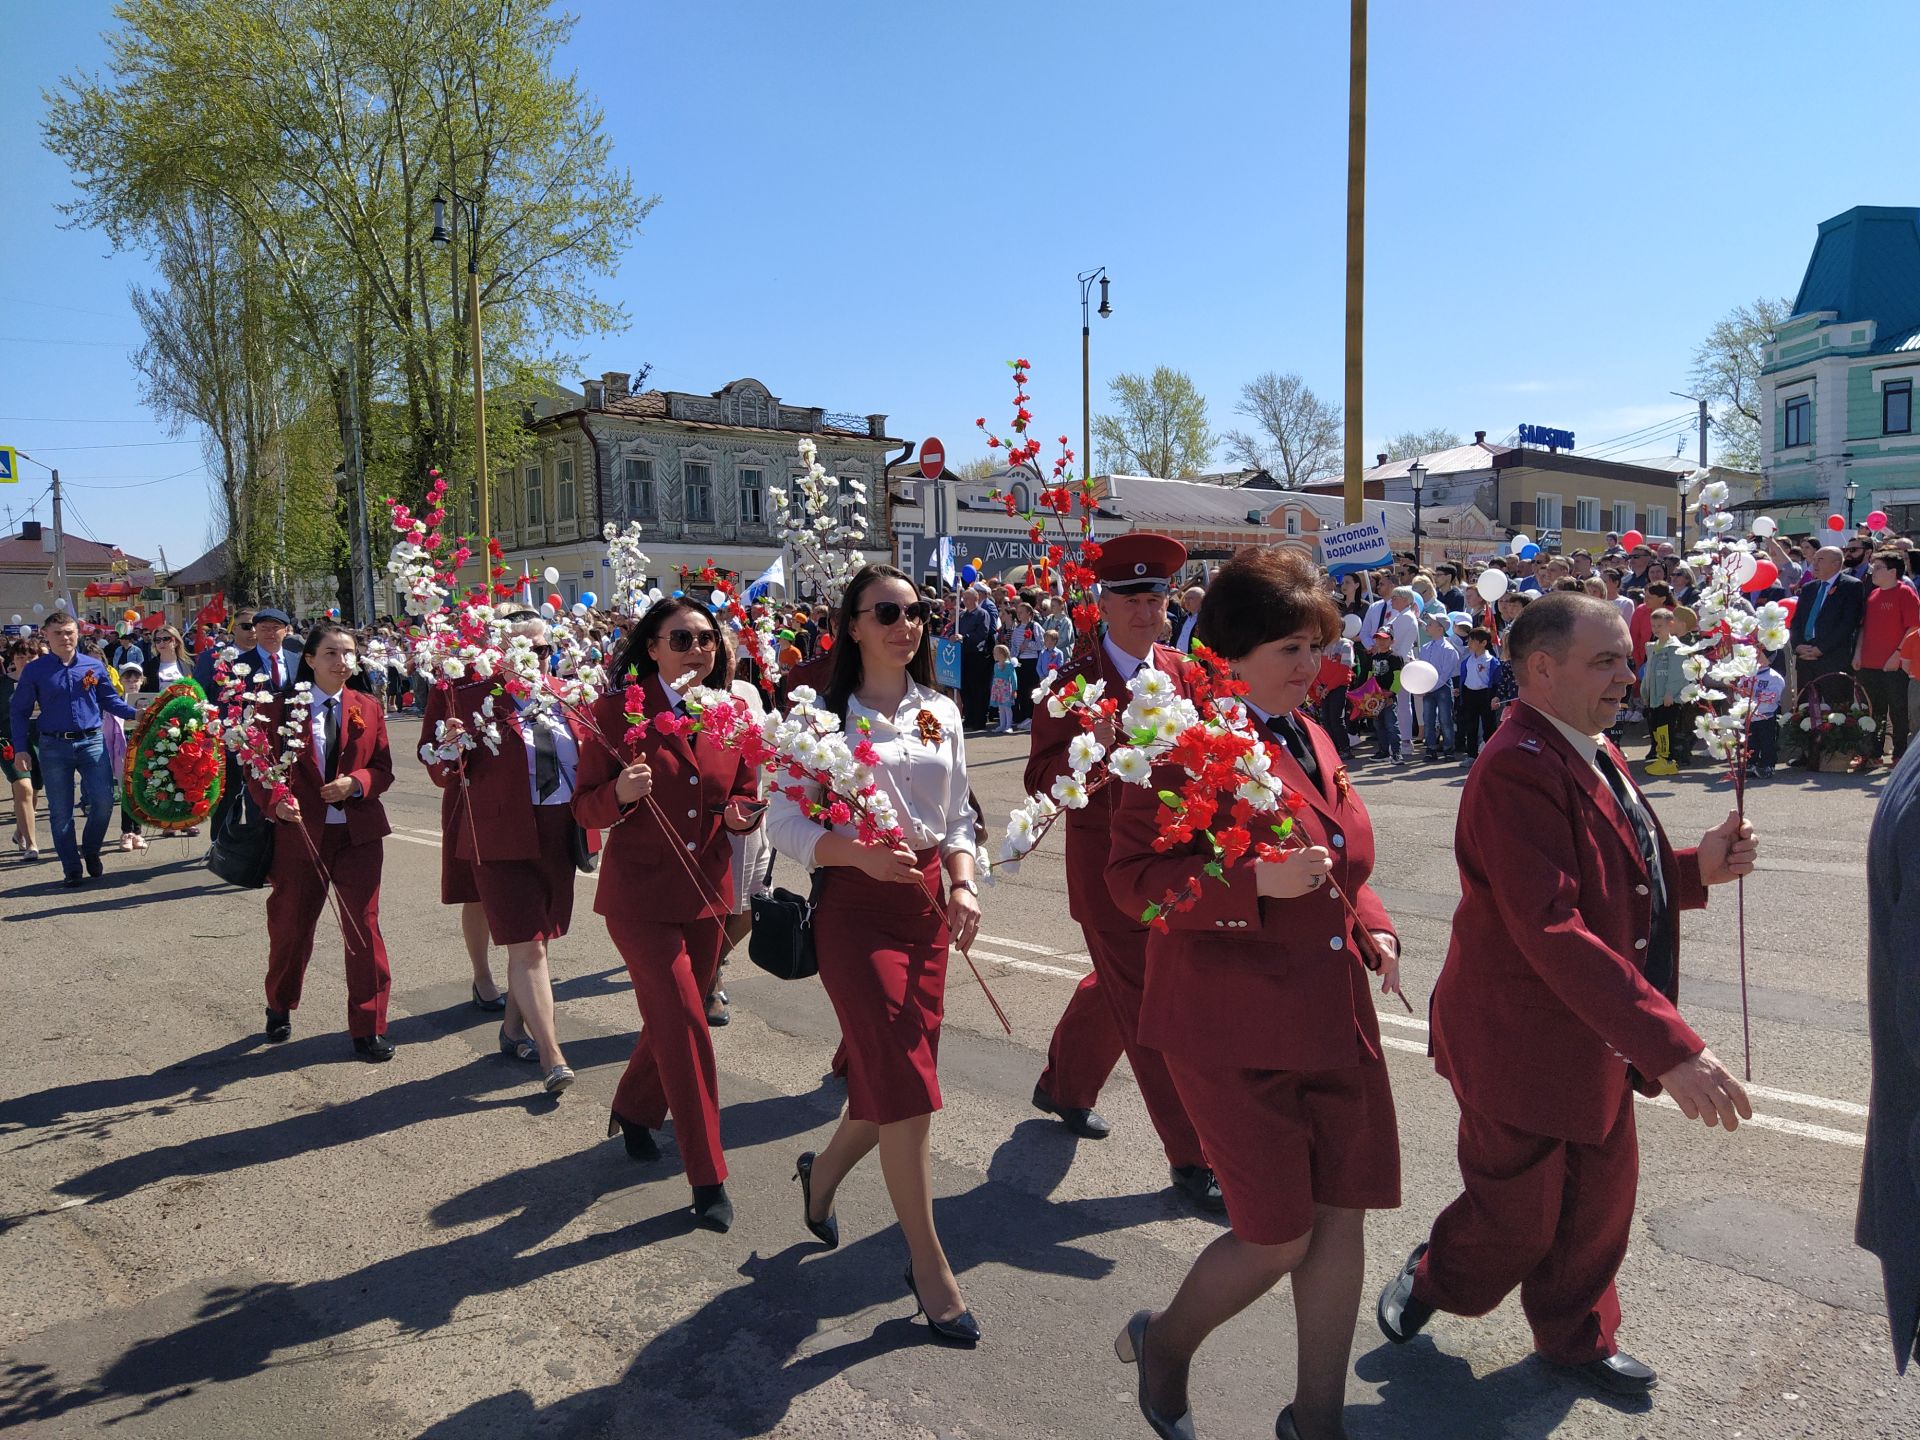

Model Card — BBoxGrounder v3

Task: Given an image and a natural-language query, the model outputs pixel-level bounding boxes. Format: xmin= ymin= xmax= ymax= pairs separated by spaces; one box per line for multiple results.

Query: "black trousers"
xmin=960 ymin=647 xmax=993 ymax=731
xmin=1458 ymin=688 xmax=1496 ymax=756
xmin=1859 ymin=668 xmax=1910 ymax=759
xmin=1014 ymin=658 xmax=1040 ymax=725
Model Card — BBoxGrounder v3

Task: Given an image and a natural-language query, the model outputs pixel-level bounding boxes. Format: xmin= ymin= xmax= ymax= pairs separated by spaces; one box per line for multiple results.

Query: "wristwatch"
xmin=951 ymin=878 xmax=980 ymax=895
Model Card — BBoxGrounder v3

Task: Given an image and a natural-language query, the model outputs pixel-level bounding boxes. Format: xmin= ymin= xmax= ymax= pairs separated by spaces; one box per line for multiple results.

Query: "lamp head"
xmin=1097 ymin=273 xmax=1111 ymax=318
xmin=1408 ymin=461 xmax=1427 ymax=493
xmin=430 ymin=194 xmax=450 ymax=245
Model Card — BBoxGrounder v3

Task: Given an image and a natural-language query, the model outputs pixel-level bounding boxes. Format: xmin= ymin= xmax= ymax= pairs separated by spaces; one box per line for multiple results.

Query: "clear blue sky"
xmin=4 ymin=0 xmax=1916 ymax=569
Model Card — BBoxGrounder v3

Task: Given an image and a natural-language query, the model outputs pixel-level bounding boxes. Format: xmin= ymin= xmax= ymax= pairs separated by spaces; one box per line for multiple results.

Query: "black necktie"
xmin=529 ymin=715 xmax=561 ymax=801
xmin=322 ymin=697 xmax=341 ymax=781
xmin=1594 ymin=747 xmax=1672 ymax=994
xmin=1268 ymin=712 xmax=1320 ymax=786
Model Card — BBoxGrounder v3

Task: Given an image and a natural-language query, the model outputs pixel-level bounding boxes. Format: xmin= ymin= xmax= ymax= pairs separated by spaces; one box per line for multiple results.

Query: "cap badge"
xmin=1134 ymin=563 xmax=1147 ymax=576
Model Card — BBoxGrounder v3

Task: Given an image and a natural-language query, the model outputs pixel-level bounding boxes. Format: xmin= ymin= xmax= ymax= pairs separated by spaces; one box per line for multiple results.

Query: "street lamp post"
xmin=1845 ymin=475 xmax=1859 ymax=529
xmin=1408 ymin=459 xmax=1427 ymax=567
xmin=1078 ymin=268 xmax=1110 ymax=486
xmin=432 ymin=189 xmax=491 ymax=552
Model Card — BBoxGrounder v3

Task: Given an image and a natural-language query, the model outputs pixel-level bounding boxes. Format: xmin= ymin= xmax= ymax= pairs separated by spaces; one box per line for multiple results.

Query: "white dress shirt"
xmin=1532 ymin=703 xmax=1605 ymax=779
xmin=308 ymin=686 xmax=352 ymax=824
xmin=516 ymin=697 xmax=580 ymax=806
xmin=1103 ymin=632 xmax=1156 ymax=679
xmin=767 ymin=681 xmax=972 ymax=869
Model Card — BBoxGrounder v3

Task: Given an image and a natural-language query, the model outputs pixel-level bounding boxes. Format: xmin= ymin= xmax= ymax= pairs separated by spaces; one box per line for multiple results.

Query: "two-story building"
xmin=1759 ymin=205 xmax=1920 ymax=533
xmin=451 ymin=373 xmax=902 ymax=607
xmin=0 ymin=521 xmax=153 ymax=625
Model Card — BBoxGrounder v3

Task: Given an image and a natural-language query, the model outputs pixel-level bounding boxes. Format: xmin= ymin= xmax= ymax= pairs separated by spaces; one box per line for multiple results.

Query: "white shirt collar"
xmin=655 ymin=674 xmax=687 ymax=713
xmin=1527 ymin=702 xmax=1602 ymax=766
xmin=1103 ymin=633 xmax=1154 ymax=678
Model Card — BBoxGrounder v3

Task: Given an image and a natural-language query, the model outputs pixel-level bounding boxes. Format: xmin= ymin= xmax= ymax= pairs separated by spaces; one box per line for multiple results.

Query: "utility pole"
xmin=49 ymin=466 xmax=73 ymax=618
xmin=1671 ymin=389 xmax=1709 ymax=551
xmin=1343 ymin=0 xmax=1367 ymax=523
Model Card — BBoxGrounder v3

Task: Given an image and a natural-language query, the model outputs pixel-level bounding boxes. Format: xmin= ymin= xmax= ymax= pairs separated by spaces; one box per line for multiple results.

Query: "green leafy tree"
xmin=1094 ymin=367 xmax=1215 ymax=477
xmin=1221 ymin=371 xmax=1342 ymax=487
xmin=1382 ymin=427 xmax=1464 ymax=461
xmin=1690 ymin=297 xmax=1790 ymax=471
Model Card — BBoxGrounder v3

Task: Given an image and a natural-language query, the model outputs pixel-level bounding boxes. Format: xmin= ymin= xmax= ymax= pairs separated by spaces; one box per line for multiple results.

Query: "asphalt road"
xmin=0 ymin=717 xmax=1910 ymax=1439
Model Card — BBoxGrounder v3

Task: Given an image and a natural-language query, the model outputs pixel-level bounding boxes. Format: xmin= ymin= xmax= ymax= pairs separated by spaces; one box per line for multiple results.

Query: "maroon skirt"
xmin=439 ymin=786 xmax=481 ymax=906
xmin=810 ymin=849 xmax=948 ymax=1125
xmin=473 ymin=804 xmax=578 ymax=945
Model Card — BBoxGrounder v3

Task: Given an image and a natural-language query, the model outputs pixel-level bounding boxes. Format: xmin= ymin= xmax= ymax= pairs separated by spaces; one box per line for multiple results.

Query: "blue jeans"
xmin=38 ymin=733 xmax=115 ymax=876
xmin=1371 ymin=704 xmax=1402 ymax=759
xmin=1422 ymin=689 xmax=1457 ymax=755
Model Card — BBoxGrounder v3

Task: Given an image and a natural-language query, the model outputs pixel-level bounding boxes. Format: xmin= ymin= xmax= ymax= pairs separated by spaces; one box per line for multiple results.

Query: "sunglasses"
xmin=857 ymin=600 xmax=935 ymax=627
xmin=664 ymin=628 xmax=718 ymax=653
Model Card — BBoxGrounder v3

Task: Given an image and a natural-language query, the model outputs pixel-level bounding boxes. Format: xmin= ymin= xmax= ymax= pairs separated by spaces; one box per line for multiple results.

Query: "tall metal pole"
xmin=469 ymin=240 xmax=490 ymax=553
xmin=1343 ymin=0 xmax=1367 ymax=523
xmin=50 ymin=466 xmax=73 ymax=616
xmin=1082 ymin=320 xmax=1091 ymax=490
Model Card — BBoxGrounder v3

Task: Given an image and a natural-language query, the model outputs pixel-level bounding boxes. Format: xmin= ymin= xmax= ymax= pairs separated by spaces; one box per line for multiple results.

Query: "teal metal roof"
xmin=1791 ymin=206 xmax=1920 ymax=355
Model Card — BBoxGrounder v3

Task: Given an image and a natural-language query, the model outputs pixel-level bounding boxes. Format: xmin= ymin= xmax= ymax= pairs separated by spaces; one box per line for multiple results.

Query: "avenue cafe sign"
xmin=1519 ymin=423 xmax=1575 ymax=451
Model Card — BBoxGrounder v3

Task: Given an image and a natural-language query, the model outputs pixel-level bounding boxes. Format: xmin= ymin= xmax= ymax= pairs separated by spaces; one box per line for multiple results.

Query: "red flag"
xmin=193 ymin=592 xmax=227 ymax=652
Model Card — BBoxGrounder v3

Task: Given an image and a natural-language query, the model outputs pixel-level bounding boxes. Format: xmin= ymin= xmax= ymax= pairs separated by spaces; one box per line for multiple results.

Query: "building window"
xmin=523 ymin=465 xmax=544 ymax=528
xmin=1534 ymin=493 xmax=1562 ymax=531
xmin=1009 ymin=482 xmax=1030 ymax=513
xmin=739 ymin=467 xmax=765 ymax=526
xmin=1612 ymin=501 xmax=1636 ymax=535
xmin=556 ymin=457 xmax=576 ymax=523
xmin=1645 ymin=504 xmax=1669 ymax=538
xmin=685 ymin=461 xmax=712 ymax=523
xmin=1575 ymin=497 xmax=1600 ymax=532
xmin=1284 ymin=510 xmax=1301 ymax=536
xmin=625 ymin=457 xmax=655 ymax=518
xmin=1784 ymin=394 xmax=1811 ymax=448
xmin=1886 ymin=379 xmax=1913 ymax=436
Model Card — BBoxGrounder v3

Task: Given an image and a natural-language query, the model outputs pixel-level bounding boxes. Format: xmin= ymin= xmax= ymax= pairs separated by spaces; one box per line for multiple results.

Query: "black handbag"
xmin=571 ymin=823 xmax=601 ymax=875
xmin=748 ymin=871 xmax=824 ymax=981
xmin=206 ymin=782 xmax=276 ymax=889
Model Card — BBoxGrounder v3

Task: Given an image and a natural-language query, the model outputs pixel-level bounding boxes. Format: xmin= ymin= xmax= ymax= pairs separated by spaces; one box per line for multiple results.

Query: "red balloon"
xmin=1778 ymin=596 xmax=1798 ymax=618
xmin=547 ymin=593 xmax=563 ymax=610
xmin=1619 ymin=529 xmax=1645 ymax=550
xmin=1827 ymin=513 xmax=1846 ymax=531
xmin=1741 ymin=559 xmax=1779 ymax=593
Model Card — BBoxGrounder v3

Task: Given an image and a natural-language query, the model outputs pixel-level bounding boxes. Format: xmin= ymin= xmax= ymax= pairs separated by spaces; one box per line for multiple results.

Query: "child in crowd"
xmin=1036 ymin=629 xmax=1066 ymax=681
xmin=1417 ymin=612 xmax=1461 ymax=762
xmin=989 ymin=643 xmax=1017 ymax=734
xmin=1364 ymin=627 xmax=1405 ymax=765
xmin=1640 ymin=608 xmax=1687 ymax=770
xmin=1457 ymin=626 xmax=1503 ymax=760
xmin=1748 ymin=655 xmax=1786 ymax=779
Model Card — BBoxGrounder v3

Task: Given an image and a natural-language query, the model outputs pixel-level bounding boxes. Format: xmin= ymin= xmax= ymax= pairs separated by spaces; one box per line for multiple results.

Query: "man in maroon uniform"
xmin=1377 ymin=592 xmax=1758 ymax=1395
xmin=1027 ymin=532 xmax=1221 ymax=1212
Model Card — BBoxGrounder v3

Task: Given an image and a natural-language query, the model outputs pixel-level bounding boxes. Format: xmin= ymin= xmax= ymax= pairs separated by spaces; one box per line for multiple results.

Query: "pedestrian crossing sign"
xmin=0 ymin=447 xmax=15 ymax=483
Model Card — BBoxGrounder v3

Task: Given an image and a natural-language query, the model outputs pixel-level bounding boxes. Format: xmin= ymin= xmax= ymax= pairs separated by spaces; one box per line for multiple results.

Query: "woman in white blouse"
xmin=767 ymin=563 xmax=985 ymax=1345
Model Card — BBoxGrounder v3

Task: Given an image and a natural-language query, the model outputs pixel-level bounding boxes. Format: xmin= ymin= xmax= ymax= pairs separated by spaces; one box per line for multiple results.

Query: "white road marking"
xmin=1376 ymin=1009 xmax=1867 ymax=1143
xmin=973 ymin=953 xmax=1089 ymax=981
xmin=977 ymin=933 xmax=1075 ymax=957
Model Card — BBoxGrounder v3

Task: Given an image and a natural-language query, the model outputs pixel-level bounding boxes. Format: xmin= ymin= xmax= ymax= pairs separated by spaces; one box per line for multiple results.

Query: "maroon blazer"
xmin=1026 ymin=640 xmax=1192 ymax=934
xmin=1430 ymin=701 xmax=1709 ymax=1145
xmin=572 ymin=678 xmax=759 ymax=924
xmin=247 ymin=688 xmax=392 ymax=849
xmin=1108 ymin=711 xmax=1396 ymax=1072
xmin=419 ymin=676 xmax=586 ymax=864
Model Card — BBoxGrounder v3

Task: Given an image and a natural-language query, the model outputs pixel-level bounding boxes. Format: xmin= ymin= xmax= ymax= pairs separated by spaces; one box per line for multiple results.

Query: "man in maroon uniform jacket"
xmin=1377 ymin=592 xmax=1758 ymax=1395
xmin=1027 ymin=532 xmax=1221 ymax=1213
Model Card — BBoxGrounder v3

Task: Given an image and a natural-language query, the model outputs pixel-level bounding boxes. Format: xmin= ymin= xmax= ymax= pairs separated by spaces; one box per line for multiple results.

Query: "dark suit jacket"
xmin=1789 ymin=572 xmax=1866 ymax=661
xmin=194 ymin=643 xmax=301 ymax=695
xmin=1858 ymin=743 xmax=1920 ymax=1373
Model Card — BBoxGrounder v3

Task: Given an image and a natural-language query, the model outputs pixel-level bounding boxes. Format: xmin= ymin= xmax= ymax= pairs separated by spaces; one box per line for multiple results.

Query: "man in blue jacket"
xmin=9 ymin=612 xmax=139 ymax=886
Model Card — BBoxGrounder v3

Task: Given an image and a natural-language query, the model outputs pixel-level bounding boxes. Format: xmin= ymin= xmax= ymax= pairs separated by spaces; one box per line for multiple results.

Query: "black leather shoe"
xmin=1114 ymin=1309 xmax=1193 ymax=1438
xmin=1276 ymin=1405 xmax=1304 ymax=1440
xmin=61 ymin=874 xmax=84 ymax=888
xmin=793 ymin=1151 xmax=839 ymax=1249
xmin=1557 ymin=1349 xmax=1657 ymax=1395
xmin=905 ymin=1261 xmax=980 ymax=1346
xmin=1169 ymin=1164 xmax=1227 ymax=1214
xmin=83 ymin=852 xmax=104 ymax=879
xmin=264 ymin=1008 xmax=292 ymax=1042
xmin=690 ymin=1183 xmax=734 ymax=1233
xmin=1032 ymin=1083 xmax=1111 ymax=1139
xmin=470 ymin=982 xmax=507 ymax=1013
xmin=1377 ymin=1242 xmax=1434 ymax=1344
xmin=607 ymin=1109 xmax=660 ymax=1161
xmin=353 ymin=1033 xmax=395 ymax=1062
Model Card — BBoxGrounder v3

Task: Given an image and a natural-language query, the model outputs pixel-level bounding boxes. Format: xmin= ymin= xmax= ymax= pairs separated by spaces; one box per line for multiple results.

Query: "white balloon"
xmin=1730 ymin=550 xmax=1759 ymax=586
xmin=1751 ymin=515 xmax=1778 ymax=538
xmin=540 ymin=602 xmax=556 ymax=619
xmin=31 ymin=604 xmax=44 ymax=614
xmin=1476 ymin=568 xmax=1510 ymax=603
xmin=8 ymin=614 xmax=18 ymax=625
xmin=1510 ymin=533 xmax=1533 ymax=556
xmin=543 ymin=566 xmax=560 ymax=585
xmin=1400 ymin=658 xmax=1442 ymax=696
xmin=710 ymin=589 xmax=727 ymax=607
xmin=647 ymin=588 xmax=665 ymax=605
xmin=571 ymin=602 xmax=588 ymax=616
xmin=1341 ymin=613 xmax=1363 ymax=640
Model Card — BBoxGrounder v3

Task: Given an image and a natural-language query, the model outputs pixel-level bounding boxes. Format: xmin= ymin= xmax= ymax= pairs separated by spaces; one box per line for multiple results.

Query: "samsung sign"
xmin=1519 ymin=423 xmax=1575 ymax=451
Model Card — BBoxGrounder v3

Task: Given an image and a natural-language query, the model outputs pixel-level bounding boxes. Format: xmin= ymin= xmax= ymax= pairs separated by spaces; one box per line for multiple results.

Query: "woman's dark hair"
xmin=823 ymin=563 xmax=933 ymax=718
xmin=609 ymin=597 xmax=732 ymax=690
xmin=1195 ymin=547 xmax=1340 ymax=660
xmin=294 ymin=622 xmax=358 ymax=686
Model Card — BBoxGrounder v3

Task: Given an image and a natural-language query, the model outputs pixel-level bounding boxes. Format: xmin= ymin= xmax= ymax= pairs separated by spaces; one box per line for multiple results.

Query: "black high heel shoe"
xmin=792 ymin=1152 xmax=839 ymax=1249
xmin=471 ymin=982 xmax=507 ymax=1012
xmin=690 ymin=1183 xmax=733 ymax=1233
xmin=904 ymin=1261 xmax=980 ymax=1346
xmin=606 ymin=1108 xmax=660 ymax=1161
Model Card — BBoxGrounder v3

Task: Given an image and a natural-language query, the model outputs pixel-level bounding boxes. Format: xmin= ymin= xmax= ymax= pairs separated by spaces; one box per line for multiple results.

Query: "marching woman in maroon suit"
xmin=419 ymin=610 xmax=580 ymax=1096
xmin=1028 ymin=531 xmax=1220 ymax=1213
xmin=254 ymin=622 xmax=397 ymax=1061
xmin=1377 ymin=592 xmax=1757 ymax=1397
xmin=574 ymin=597 xmax=764 ymax=1232
xmin=767 ymin=563 xmax=985 ymax=1346
xmin=1108 ymin=548 xmax=1404 ymax=1440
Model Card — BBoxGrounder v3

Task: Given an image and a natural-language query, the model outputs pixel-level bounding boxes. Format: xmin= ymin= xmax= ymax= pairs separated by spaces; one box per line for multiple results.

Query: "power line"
xmin=1579 ymin=411 xmax=1696 ymax=455
xmin=65 ymin=463 xmax=209 ymax=491
xmin=0 ymin=415 xmax=159 ymax=425
xmin=1584 ymin=418 xmax=1701 ymax=462
xmin=0 ymin=336 xmax=138 ymax=348
xmin=12 ymin=438 xmax=199 ymax=452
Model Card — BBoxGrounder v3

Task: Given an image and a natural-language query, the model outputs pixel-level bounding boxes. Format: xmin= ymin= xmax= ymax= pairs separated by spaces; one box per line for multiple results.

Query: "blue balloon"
xmin=960 ymin=564 xmax=978 ymax=585
xmin=1520 ymin=543 xmax=1541 ymax=560
xmin=580 ymin=591 xmax=597 ymax=608
xmin=671 ymin=589 xmax=684 ymax=598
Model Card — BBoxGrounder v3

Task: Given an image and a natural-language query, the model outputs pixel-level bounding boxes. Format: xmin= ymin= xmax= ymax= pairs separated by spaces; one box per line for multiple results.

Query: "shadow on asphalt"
xmin=1353 ymin=1337 xmax=1650 ymax=1433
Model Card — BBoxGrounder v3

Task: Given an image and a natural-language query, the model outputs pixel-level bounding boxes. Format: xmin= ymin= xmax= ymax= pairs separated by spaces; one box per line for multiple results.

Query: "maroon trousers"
xmin=264 ymin=824 xmax=391 ymax=1038
xmin=1412 ymin=1088 xmax=1639 ymax=1365
xmin=607 ymin=913 xmax=728 ymax=1186
xmin=1038 ymin=927 xmax=1207 ymax=1169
